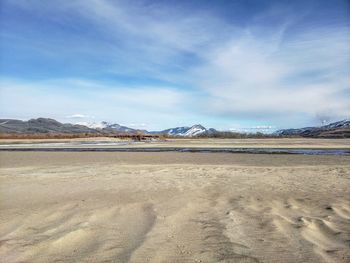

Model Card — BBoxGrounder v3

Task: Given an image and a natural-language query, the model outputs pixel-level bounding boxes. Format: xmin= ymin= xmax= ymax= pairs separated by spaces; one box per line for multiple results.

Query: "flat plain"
xmin=0 ymin=138 xmax=349 ymax=263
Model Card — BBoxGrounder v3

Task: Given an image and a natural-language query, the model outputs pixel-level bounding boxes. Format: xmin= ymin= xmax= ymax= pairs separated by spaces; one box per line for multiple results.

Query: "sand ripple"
xmin=1 ymin=160 xmax=349 ymax=262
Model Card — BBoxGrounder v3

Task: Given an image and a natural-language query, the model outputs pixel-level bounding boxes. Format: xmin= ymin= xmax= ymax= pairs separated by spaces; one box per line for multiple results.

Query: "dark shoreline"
xmin=0 ymin=147 xmax=349 ymax=156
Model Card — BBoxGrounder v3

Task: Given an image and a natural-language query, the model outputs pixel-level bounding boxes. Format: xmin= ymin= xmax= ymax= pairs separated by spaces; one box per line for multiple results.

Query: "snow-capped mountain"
xmin=183 ymin=124 xmax=208 ymax=136
xmin=77 ymin=121 xmax=138 ymax=133
xmin=322 ymin=119 xmax=350 ymax=129
xmin=275 ymin=119 xmax=350 ymax=137
xmin=77 ymin=122 xmax=216 ymax=136
xmin=76 ymin=121 xmax=109 ymax=129
xmin=157 ymin=124 xmax=216 ymax=137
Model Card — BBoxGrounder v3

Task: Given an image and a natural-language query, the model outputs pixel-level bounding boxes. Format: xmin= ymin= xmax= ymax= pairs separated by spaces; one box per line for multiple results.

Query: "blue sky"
xmin=0 ymin=0 xmax=349 ymax=131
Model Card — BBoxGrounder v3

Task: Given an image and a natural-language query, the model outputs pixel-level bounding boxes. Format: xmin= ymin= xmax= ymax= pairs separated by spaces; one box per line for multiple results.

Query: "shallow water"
xmin=0 ymin=145 xmax=349 ymax=155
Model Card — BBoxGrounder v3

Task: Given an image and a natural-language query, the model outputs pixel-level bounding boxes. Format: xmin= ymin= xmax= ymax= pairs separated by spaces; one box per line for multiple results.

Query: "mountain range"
xmin=0 ymin=118 xmax=216 ymax=137
xmin=0 ymin=118 xmax=349 ymax=138
xmin=275 ymin=119 xmax=350 ymax=138
xmin=81 ymin=122 xmax=215 ymax=137
xmin=77 ymin=121 xmax=145 ymax=134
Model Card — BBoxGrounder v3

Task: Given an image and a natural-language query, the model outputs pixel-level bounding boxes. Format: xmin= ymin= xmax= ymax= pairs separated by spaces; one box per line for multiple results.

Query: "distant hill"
xmin=0 ymin=118 xmax=98 ymax=134
xmin=275 ymin=120 xmax=350 ymax=138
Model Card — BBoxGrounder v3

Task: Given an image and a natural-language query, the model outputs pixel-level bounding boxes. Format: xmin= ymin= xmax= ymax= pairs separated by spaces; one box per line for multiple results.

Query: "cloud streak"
xmin=192 ymin=25 xmax=350 ymax=123
xmin=66 ymin=114 xmax=92 ymax=119
xmin=1 ymin=0 xmax=349 ymax=129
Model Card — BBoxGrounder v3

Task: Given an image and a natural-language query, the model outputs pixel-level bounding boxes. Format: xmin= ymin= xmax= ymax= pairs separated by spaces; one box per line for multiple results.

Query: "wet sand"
xmin=0 ymin=151 xmax=349 ymax=262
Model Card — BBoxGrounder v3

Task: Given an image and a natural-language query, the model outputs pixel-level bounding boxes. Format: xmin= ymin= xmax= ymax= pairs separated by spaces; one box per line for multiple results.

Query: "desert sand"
xmin=0 ymin=151 xmax=349 ymax=263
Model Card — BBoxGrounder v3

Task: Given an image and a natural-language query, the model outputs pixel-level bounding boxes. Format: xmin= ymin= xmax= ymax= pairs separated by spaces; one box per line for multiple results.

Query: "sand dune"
xmin=0 ymin=153 xmax=349 ymax=262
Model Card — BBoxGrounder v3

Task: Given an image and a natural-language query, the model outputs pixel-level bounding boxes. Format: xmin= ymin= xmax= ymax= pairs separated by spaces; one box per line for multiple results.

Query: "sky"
xmin=0 ymin=0 xmax=349 ymax=131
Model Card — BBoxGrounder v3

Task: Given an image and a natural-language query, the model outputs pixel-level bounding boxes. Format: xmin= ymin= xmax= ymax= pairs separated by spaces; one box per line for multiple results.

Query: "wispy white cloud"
xmin=66 ymin=114 xmax=92 ymax=119
xmin=1 ymin=0 xmax=350 ymax=128
xmin=190 ymin=25 xmax=350 ymax=125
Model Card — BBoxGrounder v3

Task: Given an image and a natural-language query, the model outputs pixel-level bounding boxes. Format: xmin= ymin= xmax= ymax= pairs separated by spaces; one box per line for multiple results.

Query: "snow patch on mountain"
xmin=183 ymin=125 xmax=207 ymax=136
xmin=159 ymin=124 xmax=210 ymax=137
xmin=275 ymin=119 xmax=350 ymax=136
xmin=76 ymin=121 xmax=136 ymax=132
xmin=76 ymin=121 xmax=108 ymax=129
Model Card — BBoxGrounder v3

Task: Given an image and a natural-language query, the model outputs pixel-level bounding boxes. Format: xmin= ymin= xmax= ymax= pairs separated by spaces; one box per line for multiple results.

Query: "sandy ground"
xmin=1 ymin=138 xmax=350 ymax=149
xmin=0 ymin=152 xmax=349 ymax=263
xmin=133 ymin=138 xmax=350 ymax=149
